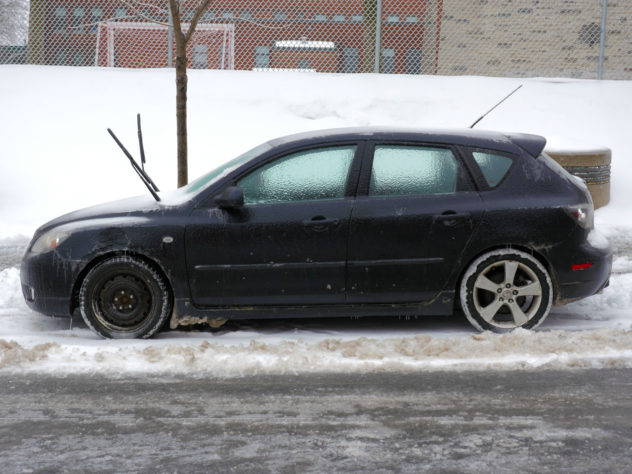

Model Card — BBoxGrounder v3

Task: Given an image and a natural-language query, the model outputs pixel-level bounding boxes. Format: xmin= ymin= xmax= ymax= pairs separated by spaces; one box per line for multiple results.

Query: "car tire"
xmin=79 ymin=256 xmax=172 ymax=339
xmin=460 ymin=249 xmax=553 ymax=332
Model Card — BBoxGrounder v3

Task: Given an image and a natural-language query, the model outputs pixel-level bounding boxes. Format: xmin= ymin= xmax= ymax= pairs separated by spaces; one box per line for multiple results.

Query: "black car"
xmin=21 ymin=127 xmax=612 ymax=339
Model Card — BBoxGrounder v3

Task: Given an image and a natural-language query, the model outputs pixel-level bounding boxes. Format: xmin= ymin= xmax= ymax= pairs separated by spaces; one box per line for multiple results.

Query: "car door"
xmin=347 ymin=142 xmax=485 ymax=303
xmin=185 ymin=142 xmax=363 ymax=306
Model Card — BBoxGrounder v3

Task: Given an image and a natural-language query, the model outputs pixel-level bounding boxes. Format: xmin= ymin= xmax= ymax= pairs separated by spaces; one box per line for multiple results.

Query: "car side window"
xmin=237 ymin=145 xmax=356 ymax=205
xmin=472 ymin=151 xmax=513 ymax=188
xmin=369 ymin=145 xmax=460 ymax=196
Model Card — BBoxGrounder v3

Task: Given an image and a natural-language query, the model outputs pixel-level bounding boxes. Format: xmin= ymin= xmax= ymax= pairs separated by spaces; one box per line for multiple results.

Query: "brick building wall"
xmin=438 ymin=0 xmax=632 ymax=79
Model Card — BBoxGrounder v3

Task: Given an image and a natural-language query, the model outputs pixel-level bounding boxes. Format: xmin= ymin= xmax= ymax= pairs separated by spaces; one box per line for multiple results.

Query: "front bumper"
xmin=20 ymin=249 xmax=80 ymax=317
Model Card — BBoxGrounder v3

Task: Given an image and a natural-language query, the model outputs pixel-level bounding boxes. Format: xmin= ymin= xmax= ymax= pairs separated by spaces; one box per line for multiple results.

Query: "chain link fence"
xmin=2 ymin=0 xmax=631 ymax=79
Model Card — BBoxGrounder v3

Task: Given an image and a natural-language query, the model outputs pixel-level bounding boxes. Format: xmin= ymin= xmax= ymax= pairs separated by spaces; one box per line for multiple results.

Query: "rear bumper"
xmin=553 ymin=240 xmax=612 ymax=305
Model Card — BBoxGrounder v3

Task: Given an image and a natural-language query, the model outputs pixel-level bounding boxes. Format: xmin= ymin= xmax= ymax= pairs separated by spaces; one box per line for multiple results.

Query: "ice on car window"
xmin=472 ymin=151 xmax=513 ymax=188
xmin=238 ymin=145 xmax=356 ymax=204
xmin=369 ymin=145 xmax=458 ymax=196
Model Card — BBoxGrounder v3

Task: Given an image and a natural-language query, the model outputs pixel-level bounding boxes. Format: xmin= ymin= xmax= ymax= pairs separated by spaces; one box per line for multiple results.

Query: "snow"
xmin=588 ymin=228 xmax=610 ymax=250
xmin=0 ymin=65 xmax=631 ymax=374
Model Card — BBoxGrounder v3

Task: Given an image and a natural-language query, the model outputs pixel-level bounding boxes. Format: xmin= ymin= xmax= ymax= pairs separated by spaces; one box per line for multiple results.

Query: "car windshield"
xmin=174 ymin=142 xmax=273 ymax=196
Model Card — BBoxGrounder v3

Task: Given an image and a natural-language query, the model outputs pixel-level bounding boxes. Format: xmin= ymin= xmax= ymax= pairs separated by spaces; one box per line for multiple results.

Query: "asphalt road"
xmin=1 ymin=369 xmax=631 ymax=473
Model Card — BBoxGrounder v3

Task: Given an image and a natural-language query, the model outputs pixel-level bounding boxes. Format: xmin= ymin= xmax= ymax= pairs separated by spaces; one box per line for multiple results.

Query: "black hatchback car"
xmin=21 ymin=128 xmax=612 ymax=338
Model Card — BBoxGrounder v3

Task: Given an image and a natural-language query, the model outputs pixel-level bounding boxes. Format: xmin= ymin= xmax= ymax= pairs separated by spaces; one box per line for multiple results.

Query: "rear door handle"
xmin=303 ymin=216 xmax=340 ymax=232
xmin=434 ymin=211 xmax=471 ymax=227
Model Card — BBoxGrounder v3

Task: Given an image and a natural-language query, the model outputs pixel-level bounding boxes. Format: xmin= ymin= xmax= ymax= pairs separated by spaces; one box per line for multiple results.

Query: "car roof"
xmin=267 ymin=127 xmax=546 ymax=157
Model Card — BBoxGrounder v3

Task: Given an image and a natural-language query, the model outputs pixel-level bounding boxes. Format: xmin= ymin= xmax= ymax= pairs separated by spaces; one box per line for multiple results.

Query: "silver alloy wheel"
xmin=473 ymin=260 xmax=542 ymax=329
xmin=460 ymin=249 xmax=553 ymax=332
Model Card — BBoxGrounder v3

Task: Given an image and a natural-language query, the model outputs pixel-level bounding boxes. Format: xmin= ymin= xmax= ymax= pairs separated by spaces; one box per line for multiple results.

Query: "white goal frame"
xmin=95 ymin=21 xmax=235 ymax=69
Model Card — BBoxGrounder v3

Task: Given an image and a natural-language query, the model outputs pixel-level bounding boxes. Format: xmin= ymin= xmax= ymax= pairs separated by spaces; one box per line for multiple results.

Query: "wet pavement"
xmin=1 ymin=369 xmax=631 ymax=473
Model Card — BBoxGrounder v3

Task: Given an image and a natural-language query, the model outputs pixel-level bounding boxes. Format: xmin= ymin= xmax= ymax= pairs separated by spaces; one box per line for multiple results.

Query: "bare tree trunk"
xmin=175 ymin=35 xmax=188 ymax=188
xmin=168 ymin=0 xmax=211 ymax=188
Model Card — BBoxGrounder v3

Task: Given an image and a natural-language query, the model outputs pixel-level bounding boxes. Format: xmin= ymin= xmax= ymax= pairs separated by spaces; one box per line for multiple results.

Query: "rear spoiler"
xmin=505 ymin=133 xmax=547 ymax=157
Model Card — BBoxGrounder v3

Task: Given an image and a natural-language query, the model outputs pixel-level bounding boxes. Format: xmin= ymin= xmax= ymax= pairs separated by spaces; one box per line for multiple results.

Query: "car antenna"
xmin=107 ymin=120 xmax=161 ymax=202
xmin=469 ymin=84 xmax=523 ymax=129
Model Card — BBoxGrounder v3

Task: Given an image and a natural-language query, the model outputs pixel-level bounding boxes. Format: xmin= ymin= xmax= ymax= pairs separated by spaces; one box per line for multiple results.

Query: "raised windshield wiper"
xmin=107 ymin=113 xmax=161 ymax=202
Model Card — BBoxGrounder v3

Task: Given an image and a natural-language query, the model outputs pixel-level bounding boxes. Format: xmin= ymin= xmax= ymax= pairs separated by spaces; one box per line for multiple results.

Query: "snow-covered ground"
xmin=1 ymin=65 xmax=631 ymax=374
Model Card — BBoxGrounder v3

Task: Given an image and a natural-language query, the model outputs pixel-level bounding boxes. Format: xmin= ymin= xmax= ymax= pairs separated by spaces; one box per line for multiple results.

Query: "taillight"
xmin=564 ymin=204 xmax=594 ymax=229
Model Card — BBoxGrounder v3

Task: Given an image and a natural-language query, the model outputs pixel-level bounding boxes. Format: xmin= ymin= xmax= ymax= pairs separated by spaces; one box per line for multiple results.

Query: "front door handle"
xmin=303 ymin=216 xmax=340 ymax=232
xmin=434 ymin=211 xmax=471 ymax=227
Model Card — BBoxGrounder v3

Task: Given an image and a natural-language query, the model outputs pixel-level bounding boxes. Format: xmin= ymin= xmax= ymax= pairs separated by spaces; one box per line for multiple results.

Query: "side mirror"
xmin=215 ymin=186 xmax=244 ymax=209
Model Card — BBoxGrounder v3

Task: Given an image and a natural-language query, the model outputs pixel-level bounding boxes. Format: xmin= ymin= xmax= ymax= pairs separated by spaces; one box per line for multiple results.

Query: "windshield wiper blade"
xmin=136 ymin=114 xmax=160 ymax=192
xmin=107 ymin=121 xmax=161 ymax=202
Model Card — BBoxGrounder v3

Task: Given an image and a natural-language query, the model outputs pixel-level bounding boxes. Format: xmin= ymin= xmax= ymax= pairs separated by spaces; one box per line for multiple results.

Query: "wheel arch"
xmin=70 ymin=250 xmax=174 ymax=314
xmin=454 ymin=244 xmax=558 ymax=310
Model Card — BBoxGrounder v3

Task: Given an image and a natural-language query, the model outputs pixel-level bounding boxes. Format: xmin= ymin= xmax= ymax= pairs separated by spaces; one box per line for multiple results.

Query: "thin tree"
xmin=167 ymin=0 xmax=212 ymax=187
xmin=120 ymin=0 xmax=211 ymax=187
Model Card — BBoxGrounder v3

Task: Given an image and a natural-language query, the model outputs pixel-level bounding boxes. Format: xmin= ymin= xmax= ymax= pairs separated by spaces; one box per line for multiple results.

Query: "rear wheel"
xmin=460 ymin=249 xmax=553 ymax=332
xmin=79 ymin=256 xmax=172 ymax=339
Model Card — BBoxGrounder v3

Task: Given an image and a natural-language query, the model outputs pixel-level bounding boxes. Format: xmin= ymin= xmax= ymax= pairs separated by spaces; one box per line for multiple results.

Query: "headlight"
xmin=30 ymin=230 xmax=70 ymax=254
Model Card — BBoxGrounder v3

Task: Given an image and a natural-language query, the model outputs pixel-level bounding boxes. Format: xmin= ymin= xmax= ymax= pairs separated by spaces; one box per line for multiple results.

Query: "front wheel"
xmin=79 ymin=256 xmax=172 ymax=339
xmin=460 ymin=249 xmax=553 ymax=332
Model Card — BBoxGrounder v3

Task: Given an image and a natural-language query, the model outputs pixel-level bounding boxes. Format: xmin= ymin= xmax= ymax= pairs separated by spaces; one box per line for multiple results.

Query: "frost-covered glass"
xmin=369 ymin=146 xmax=458 ymax=196
xmin=239 ymin=146 xmax=356 ymax=204
xmin=472 ymin=152 xmax=513 ymax=188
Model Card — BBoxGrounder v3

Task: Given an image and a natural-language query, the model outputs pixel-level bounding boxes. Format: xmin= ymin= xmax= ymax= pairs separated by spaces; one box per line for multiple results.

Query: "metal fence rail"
xmin=2 ymin=0 xmax=631 ymax=79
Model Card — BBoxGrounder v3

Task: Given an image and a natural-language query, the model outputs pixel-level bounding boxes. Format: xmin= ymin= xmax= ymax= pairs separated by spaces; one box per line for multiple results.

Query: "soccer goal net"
xmin=95 ymin=21 xmax=234 ymax=69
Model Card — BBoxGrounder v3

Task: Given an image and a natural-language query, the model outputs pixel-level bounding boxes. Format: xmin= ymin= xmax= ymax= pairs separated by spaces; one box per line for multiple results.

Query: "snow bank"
xmin=1 ymin=328 xmax=631 ymax=375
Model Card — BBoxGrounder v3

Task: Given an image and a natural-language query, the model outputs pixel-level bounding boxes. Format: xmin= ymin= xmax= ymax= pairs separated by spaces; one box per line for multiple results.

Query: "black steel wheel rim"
xmin=95 ymin=273 xmax=153 ymax=330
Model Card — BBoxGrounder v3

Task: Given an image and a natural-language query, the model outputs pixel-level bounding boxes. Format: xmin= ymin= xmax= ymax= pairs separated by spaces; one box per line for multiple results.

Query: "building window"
xmin=298 ymin=59 xmax=311 ymax=69
xmin=203 ymin=11 xmax=215 ymax=21
xmin=274 ymin=12 xmax=287 ymax=21
xmin=183 ymin=9 xmax=194 ymax=21
xmin=406 ymin=49 xmax=423 ymax=74
xmin=254 ymin=46 xmax=270 ymax=68
xmin=351 ymin=15 xmax=364 ymax=23
xmin=240 ymin=12 xmax=252 ymax=20
xmin=192 ymin=44 xmax=208 ymax=69
xmin=114 ymin=8 xmax=126 ymax=19
xmin=382 ymin=48 xmax=395 ymax=73
xmin=333 ymin=14 xmax=345 ymax=23
xmin=385 ymin=15 xmax=399 ymax=24
xmin=222 ymin=12 xmax=234 ymax=20
xmin=405 ymin=16 xmax=419 ymax=24
xmin=91 ymin=8 xmax=103 ymax=33
xmin=342 ymin=48 xmax=359 ymax=73
xmin=54 ymin=51 xmax=66 ymax=65
xmin=54 ymin=7 xmax=66 ymax=33
xmin=314 ymin=14 xmax=327 ymax=22
xmin=72 ymin=8 xmax=85 ymax=33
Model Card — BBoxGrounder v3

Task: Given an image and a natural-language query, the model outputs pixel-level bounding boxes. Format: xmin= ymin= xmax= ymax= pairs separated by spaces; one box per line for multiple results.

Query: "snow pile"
xmin=0 ymin=328 xmax=631 ymax=375
xmin=0 ymin=268 xmax=23 ymax=312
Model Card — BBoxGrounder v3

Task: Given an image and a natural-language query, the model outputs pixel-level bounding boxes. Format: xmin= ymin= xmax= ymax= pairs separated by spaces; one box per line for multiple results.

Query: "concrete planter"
xmin=545 ymin=148 xmax=611 ymax=209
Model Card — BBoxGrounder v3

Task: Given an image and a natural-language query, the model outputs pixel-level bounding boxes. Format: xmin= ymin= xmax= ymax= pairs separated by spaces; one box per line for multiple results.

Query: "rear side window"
xmin=369 ymin=145 xmax=460 ymax=196
xmin=472 ymin=152 xmax=513 ymax=188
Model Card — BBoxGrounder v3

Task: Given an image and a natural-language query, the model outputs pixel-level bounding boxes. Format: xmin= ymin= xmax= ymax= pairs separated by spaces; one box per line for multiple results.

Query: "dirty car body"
xmin=21 ymin=128 xmax=612 ymax=338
